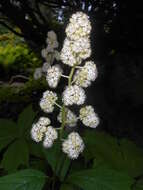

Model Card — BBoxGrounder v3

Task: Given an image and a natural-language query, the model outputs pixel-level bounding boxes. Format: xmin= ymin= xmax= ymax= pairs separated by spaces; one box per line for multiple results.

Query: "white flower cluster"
xmin=62 ymin=85 xmax=86 ymax=106
xmin=31 ymin=12 xmax=100 ymax=160
xmin=61 ymin=12 xmax=91 ymax=67
xmin=66 ymin=12 xmax=91 ymax=40
xmin=34 ymin=31 xmax=60 ymax=80
xmin=62 ymin=132 xmax=84 ymax=159
xmin=73 ymin=61 xmax=98 ymax=88
xmin=79 ymin=106 xmax=100 ymax=128
xmin=57 ymin=108 xmax=78 ymax=127
xmin=46 ymin=65 xmax=63 ymax=88
xmin=40 ymin=90 xmax=57 ymax=113
xmin=43 ymin=126 xmax=58 ymax=148
xmin=31 ymin=117 xmax=57 ymax=148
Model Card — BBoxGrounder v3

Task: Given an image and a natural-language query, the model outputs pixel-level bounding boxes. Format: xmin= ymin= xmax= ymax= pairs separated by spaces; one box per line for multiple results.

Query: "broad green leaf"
xmin=0 ymin=169 xmax=46 ymax=190
xmin=83 ymin=131 xmax=122 ymax=167
xmin=84 ymin=131 xmax=143 ymax=177
xmin=29 ymin=141 xmax=44 ymax=158
xmin=119 ymin=139 xmax=143 ymax=177
xmin=1 ymin=139 xmax=29 ymax=172
xmin=67 ymin=166 xmax=133 ymax=190
xmin=17 ymin=105 xmax=36 ymax=136
xmin=0 ymin=119 xmax=18 ymax=151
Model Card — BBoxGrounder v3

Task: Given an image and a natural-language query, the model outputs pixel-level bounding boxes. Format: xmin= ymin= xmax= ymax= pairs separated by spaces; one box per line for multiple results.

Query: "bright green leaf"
xmin=0 ymin=169 xmax=46 ymax=190
xmin=17 ymin=105 xmax=36 ymax=136
xmin=0 ymin=119 xmax=18 ymax=151
xmin=67 ymin=166 xmax=133 ymax=190
xmin=1 ymin=139 xmax=29 ymax=172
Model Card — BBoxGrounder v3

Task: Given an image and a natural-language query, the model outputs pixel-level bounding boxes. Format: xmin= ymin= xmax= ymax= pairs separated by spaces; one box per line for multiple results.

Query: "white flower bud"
xmin=40 ymin=90 xmax=58 ymax=113
xmin=31 ymin=123 xmax=47 ymax=142
xmin=43 ymin=126 xmax=58 ymax=148
xmin=62 ymin=132 xmax=84 ymax=159
xmin=79 ymin=106 xmax=100 ymax=128
xmin=46 ymin=65 xmax=62 ymax=88
xmin=57 ymin=108 xmax=78 ymax=127
xmin=74 ymin=61 xmax=98 ymax=87
xmin=66 ymin=12 xmax=91 ymax=41
xmin=62 ymin=85 xmax=86 ymax=106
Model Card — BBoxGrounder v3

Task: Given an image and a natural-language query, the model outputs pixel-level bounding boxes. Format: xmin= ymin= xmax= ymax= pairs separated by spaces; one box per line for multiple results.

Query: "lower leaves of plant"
xmin=0 ymin=169 xmax=46 ymax=190
xmin=66 ymin=166 xmax=134 ymax=190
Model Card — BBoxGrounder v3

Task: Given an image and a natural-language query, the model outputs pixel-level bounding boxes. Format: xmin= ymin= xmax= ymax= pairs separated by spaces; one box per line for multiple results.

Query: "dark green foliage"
xmin=0 ymin=78 xmax=47 ymax=104
xmin=0 ymin=169 xmax=46 ymax=190
xmin=0 ymin=105 xmax=36 ymax=172
xmin=67 ymin=166 xmax=133 ymax=190
xmin=83 ymin=130 xmax=143 ymax=178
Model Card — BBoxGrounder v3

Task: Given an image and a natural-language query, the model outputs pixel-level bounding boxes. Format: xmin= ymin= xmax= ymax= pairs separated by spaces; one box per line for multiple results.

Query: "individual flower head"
xmin=62 ymin=132 xmax=84 ymax=159
xmin=79 ymin=105 xmax=100 ymax=128
xmin=66 ymin=12 xmax=91 ymax=40
xmin=46 ymin=65 xmax=63 ymax=88
xmin=43 ymin=126 xmax=58 ymax=148
xmin=60 ymin=38 xmax=82 ymax=67
xmin=34 ymin=67 xmax=42 ymax=80
xmin=46 ymin=31 xmax=59 ymax=52
xmin=62 ymin=85 xmax=86 ymax=106
xmin=73 ymin=61 xmax=98 ymax=87
xmin=38 ymin=117 xmax=51 ymax=126
xmin=72 ymin=37 xmax=91 ymax=59
xmin=40 ymin=90 xmax=58 ymax=113
xmin=57 ymin=108 xmax=78 ymax=127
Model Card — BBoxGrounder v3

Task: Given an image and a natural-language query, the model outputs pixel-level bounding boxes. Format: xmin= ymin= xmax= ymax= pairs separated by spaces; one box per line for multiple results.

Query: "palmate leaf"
xmin=83 ymin=131 xmax=143 ymax=177
xmin=0 ymin=119 xmax=18 ymax=151
xmin=67 ymin=166 xmax=133 ymax=190
xmin=0 ymin=169 xmax=46 ymax=190
xmin=17 ymin=105 xmax=36 ymax=136
xmin=1 ymin=139 xmax=29 ymax=172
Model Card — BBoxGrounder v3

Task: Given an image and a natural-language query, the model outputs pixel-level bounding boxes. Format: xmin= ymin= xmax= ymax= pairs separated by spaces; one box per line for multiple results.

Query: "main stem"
xmin=60 ymin=65 xmax=76 ymax=140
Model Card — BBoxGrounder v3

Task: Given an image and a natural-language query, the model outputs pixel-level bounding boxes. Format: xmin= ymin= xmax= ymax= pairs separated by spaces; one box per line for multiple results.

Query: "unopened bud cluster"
xmin=34 ymin=31 xmax=60 ymax=80
xmin=31 ymin=12 xmax=100 ymax=159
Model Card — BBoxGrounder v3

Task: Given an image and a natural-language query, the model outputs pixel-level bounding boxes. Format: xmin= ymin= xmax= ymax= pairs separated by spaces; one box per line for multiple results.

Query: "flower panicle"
xmin=31 ymin=12 xmax=100 ymax=160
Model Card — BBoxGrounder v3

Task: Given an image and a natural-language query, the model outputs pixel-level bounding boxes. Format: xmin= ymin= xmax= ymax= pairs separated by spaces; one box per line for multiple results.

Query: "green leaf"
xmin=0 ymin=169 xmax=46 ymax=190
xmin=43 ymin=141 xmax=60 ymax=173
xmin=29 ymin=141 xmax=44 ymax=158
xmin=59 ymin=157 xmax=71 ymax=181
xmin=84 ymin=131 xmax=143 ymax=177
xmin=67 ymin=166 xmax=133 ymax=190
xmin=0 ymin=119 xmax=18 ymax=151
xmin=17 ymin=105 xmax=36 ymax=136
xmin=1 ymin=139 xmax=29 ymax=172
xmin=119 ymin=139 xmax=143 ymax=177
xmin=83 ymin=131 xmax=122 ymax=167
